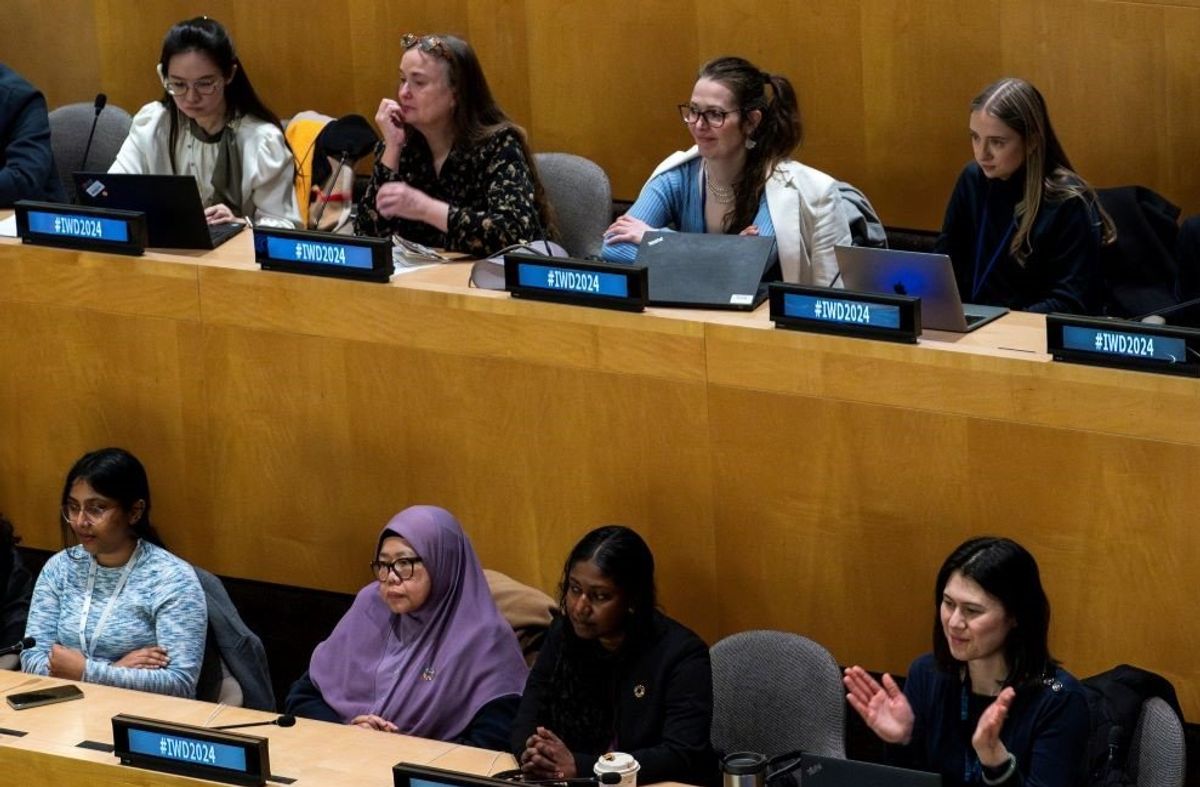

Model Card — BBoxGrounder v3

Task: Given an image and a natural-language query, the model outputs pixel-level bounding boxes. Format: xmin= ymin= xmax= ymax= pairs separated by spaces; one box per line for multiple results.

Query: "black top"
xmin=0 ymin=64 xmax=65 ymax=206
xmin=511 ymin=612 xmax=717 ymax=786
xmin=354 ymin=126 xmax=541 ymax=256
xmin=890 ymin=654 xmax=1090 ymax=787
xmin=934 ymin=163 xmax=1102 ymax=315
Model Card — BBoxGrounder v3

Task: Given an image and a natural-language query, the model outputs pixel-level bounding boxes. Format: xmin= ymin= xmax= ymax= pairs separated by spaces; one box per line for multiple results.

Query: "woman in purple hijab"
xmin=285 ymin=505 xmax=528 ymax=748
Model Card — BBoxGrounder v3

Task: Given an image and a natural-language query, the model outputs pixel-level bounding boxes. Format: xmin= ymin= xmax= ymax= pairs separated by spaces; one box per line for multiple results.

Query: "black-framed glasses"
xmin=370 ymin=556 xmax=423 ymax=581
xmin=678 ymin=104 xmax=739 ymax=128
xmin=62 ymin=500 xmax=115 ymax=524
xmin=401 ymin=33 xmax=451 ymax=61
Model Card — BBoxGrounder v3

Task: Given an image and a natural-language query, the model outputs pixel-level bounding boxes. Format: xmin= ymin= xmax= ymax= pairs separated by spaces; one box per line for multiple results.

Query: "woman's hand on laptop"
xmin=604 ymin=214 xmax=652 ymax=245
xmin=204 ymin=203 xmax=237 ymax=225
xmin=739 ymin=224 xmax=759 ymax=236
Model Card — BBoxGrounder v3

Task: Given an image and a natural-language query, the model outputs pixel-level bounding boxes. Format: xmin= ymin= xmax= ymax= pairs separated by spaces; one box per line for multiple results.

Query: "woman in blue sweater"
xmin=844 ymin=537 xmax=1089 ymax=786
xmin=22 ymin=448 xmax=207 ymax=697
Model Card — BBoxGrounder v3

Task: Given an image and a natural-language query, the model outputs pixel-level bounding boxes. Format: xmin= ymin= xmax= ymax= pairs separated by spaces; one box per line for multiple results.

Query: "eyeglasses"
xmin=401 ymin=33 xmax=451 ymax=61
xmin=62 ymin=501 xmax=115 ymax=524
xmin=370 ymin=556 xmax=423 ymax=581
xmin=163 ymin=77 xmax=222 ymax=97
xmin=678 ymin=104 xmax=739 ymax=128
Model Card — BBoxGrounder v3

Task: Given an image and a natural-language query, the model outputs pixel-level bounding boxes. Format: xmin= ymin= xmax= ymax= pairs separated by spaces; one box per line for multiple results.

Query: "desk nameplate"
xmin=15 ymin=200 xmax=146 ymax=256
xmin=1047 ymin=313 xmax=1200 ymax=377
xmin=770 ymin=283 xmax=921 ymax=343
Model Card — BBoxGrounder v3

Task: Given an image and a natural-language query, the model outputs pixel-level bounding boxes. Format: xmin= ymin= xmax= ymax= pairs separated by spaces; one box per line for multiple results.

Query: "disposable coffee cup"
xmin=594 ymin=751 xmax=640 ymax=787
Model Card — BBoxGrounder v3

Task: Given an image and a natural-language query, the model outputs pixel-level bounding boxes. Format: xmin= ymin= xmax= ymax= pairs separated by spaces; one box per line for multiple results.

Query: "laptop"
xmin=636 ymin=231 xmax=780 ymax=310
xmin=835 ymin=245 xmax=1008 ymax=332
xmin=393 ymin=763 xmax=514 ymax=787
xmin=786 ymin=752 xmax=942 ymax=787
xmin=74 ymin=172 xmax=246 ymax=250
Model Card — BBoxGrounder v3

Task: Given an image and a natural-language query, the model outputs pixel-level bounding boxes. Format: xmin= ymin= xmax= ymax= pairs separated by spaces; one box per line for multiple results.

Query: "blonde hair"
xmin=971 ymin=78 xmax=1115 ymax=264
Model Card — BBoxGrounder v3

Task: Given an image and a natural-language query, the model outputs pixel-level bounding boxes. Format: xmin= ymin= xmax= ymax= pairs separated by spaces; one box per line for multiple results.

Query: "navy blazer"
xmin=0 ymin=64 xmax=64 ymax=205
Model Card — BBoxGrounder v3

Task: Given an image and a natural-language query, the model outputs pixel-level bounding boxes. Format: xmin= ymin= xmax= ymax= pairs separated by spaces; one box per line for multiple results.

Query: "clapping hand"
xmin=971 ymin=687 xmax=1015 ymax=768
xmin=843 ymin=666 xmax=916 ymax=745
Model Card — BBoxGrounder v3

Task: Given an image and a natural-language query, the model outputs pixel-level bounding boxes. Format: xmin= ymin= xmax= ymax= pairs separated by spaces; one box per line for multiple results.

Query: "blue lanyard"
xmin=971 ymin=197 xmax=1016 ymax=302
xmin=961 ymin=682 xmax=984 ymax=784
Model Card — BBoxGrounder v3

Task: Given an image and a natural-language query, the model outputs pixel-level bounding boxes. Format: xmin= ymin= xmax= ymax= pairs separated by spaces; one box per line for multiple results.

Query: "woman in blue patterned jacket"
xmin=22 ymin=448 xmax=207 ymax=697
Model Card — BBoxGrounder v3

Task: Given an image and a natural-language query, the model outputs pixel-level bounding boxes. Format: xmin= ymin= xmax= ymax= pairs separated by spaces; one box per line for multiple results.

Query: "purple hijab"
xmin=308 ymin=505 xmax=528 ymax=739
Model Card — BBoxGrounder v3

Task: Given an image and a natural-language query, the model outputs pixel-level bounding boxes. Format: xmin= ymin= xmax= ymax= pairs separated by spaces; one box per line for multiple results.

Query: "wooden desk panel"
xmin=0 ymin=672 xmax=515 ymax=786
xmin=1 ymin=233 xmax=1197 ymax=717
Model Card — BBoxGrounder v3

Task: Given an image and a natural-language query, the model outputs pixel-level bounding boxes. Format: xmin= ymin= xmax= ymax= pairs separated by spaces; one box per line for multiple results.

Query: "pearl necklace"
xmin=704 ymin=164 xmax=736 ymax=204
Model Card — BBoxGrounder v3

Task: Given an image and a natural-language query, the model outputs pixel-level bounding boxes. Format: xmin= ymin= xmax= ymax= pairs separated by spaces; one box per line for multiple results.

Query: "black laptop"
xmin=636 ymin=231 xmax=780 ymax=310
xmin=74 ymin=172 xmax=245 ymax=250
xmin=788 ymin=753 xmax=943 ymax=787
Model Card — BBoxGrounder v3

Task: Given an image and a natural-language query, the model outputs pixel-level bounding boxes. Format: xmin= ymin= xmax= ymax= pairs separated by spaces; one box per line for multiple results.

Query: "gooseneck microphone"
xmin=79 ymin=93 xmax=108 ymax=175
xmin=213 ymin=713 xmax=296 ymax=731
xmin=521 ymin=774 xmax=622 ymax=786
xmin=0 ymin=636 xmax=34 ymax=656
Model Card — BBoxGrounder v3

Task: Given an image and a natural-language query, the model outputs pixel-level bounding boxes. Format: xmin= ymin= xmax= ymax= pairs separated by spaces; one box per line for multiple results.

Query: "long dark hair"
xmin=970 ymin=78 xmax=1115 ymax=263
xmin=60 ymin=448 xmax=165 ymax=552
xmin=698 ymin=56 xmax=802 ymax=233
xmin=932 ymin=536 xmax=1055 ymax=689
xmin=158 ymin=17 xmax=288 ymax=173
xmin=407 ymin=33 xmax=555 ymax=237
xmin=544 ymin=525 xmax=658 ymax=751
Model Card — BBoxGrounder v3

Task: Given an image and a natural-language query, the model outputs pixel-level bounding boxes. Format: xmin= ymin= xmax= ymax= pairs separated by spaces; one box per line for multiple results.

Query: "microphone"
xmin=79 ymin=93 xmax=107 ymax=174
xmin=310 ymin=151 xmax=350 ymax=230
xmin=213 ymin=714 xmax=296 ymax=731
xmin=521 ymin=774 xmax=621 ymax=786
xmin=0 ymin=637 xmax=34 ymax=656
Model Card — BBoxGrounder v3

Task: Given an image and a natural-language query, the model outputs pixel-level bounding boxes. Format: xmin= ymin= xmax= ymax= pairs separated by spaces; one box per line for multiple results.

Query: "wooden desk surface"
xmin=1 ymin=221 xmax=1198 ymax=719
xmin=0 ymin=672 xmax=515 ymax=786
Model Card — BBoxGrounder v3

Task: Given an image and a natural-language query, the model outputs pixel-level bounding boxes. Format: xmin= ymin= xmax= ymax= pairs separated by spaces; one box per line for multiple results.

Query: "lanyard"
xmin=961 ymin=682 xmax=982 ymax=783
xmin=78 ymin=541 xmax=140 ymax=658
xmin=971 ymin=197 xmax=1016 ymax=302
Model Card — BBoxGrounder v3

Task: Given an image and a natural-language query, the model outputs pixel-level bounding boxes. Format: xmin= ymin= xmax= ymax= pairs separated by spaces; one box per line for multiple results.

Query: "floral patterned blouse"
xmin=354 ymin=126 xmax=542 ymax=256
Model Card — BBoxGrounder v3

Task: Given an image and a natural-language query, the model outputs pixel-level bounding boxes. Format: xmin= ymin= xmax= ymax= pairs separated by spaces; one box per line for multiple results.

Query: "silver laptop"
xmin=835 ymin=245 xmax=1008 ymax=332
xmin=790 ymin=752 xmax=942 ymax=787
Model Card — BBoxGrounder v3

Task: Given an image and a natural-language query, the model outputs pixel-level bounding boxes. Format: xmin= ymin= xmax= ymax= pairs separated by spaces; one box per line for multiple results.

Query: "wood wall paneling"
xmin=5 ymin=1 xmax=1200 ymax=226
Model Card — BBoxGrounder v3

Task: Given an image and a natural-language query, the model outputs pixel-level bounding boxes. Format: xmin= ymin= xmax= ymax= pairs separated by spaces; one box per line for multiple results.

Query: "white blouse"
xmin=110 ymin=101 xmax=300 ymax=228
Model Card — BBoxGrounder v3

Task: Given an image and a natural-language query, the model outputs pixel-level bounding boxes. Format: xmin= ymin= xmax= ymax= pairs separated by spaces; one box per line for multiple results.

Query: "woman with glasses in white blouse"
xmin=109 ymin=16 xmax=299 ymax=228
xmin=601 ymin=56 xmax=850 ymax=286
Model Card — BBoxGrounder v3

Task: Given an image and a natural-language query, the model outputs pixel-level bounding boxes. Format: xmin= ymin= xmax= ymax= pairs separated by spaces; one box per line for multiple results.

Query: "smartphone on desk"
xmin=6 ymin=683 xmax=84 ymax=710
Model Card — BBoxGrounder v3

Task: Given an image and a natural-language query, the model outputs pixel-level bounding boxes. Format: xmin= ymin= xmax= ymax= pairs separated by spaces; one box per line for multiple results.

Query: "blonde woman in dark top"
xmin=355 ymin=33 xmax=553 ymax=256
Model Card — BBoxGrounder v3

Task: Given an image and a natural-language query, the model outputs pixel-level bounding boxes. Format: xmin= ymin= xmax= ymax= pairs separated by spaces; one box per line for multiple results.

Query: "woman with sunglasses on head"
xmin=20 ymin=448 xmax=207 ymax=697
xmin=354 ymin=33 xmax=553 ymax=256
xmin=285 ymin=506 xmax=527 ymax=749
xmin=512 ymin=526 xmax=716 ymax=786
xmin=935 ymin=78 xmax=1114 ymax=315
xmin=843 ymin=537 xmax=1089 ymax=786
xmin=601 ymin=57 xmax=851 ymax=286
xmin=109 ymin=16 xmax=300 ymax=228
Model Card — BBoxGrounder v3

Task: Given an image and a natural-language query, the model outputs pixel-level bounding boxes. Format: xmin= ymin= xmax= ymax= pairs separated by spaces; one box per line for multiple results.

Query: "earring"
xmin=745 ymin=138 xmax=758 ymax=150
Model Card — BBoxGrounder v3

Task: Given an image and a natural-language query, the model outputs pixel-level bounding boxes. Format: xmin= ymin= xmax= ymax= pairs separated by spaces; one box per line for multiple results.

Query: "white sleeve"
xmin=809 ymin=181 xmax=853 ymax=288
xmin=243 ymin=124 xmax=301 ymax=228
xmin=107 ymin=103 xmax=165 ymax=175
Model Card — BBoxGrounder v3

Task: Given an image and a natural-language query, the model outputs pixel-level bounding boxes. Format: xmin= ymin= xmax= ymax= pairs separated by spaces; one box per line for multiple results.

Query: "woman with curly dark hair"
xmin=511 ymin=526 xmax=715 ymax=786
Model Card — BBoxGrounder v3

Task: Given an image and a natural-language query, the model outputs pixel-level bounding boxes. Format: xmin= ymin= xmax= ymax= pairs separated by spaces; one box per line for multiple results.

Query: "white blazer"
xmin=649 ymin=146 xmax=851 ymax=286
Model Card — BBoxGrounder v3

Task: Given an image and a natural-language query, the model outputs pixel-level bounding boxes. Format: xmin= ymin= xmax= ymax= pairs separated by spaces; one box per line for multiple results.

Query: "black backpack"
xmin=1081 ymin=664 xmax=1182 ymax=786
